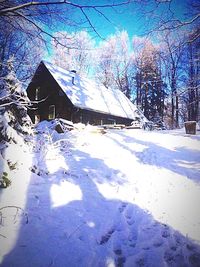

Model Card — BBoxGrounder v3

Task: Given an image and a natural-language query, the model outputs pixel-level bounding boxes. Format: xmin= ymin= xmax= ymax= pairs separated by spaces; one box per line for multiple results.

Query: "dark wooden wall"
xmin=72 ymin=108 xmax=132 ymax=125
xmin=27 ymin=63 xmax=73 ymax=123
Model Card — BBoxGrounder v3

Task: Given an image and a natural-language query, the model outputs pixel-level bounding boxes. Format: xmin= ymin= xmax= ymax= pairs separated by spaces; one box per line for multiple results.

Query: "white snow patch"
xmin=50 ymin=180 xmax=82 ymax=208
xmin=0 ymin=139 xmax=33 ymax=264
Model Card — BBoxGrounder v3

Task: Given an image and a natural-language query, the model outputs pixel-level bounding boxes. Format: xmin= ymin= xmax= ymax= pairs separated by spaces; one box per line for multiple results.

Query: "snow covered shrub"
xmin=0 ymin=172 xmax=11 ymax=188
xmin=0 ymin=107 xmax=8 ymax=141
xmin=0 ymin=58 xmax=33 ymax=142
xmin=142 ymin=121 xmax=154 ymax=131
xmin=7 ymin=160 xmax=17 ymax=170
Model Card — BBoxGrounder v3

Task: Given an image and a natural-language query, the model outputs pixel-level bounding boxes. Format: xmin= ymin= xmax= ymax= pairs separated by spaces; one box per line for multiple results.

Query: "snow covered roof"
xmin=42 ymin=60 xmax=143 ymax=120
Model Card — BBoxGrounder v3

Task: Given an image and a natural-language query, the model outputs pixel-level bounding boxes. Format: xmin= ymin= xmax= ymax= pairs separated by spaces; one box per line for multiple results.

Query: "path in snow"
xmin=1 ymin=128 xmax=200 ymax=266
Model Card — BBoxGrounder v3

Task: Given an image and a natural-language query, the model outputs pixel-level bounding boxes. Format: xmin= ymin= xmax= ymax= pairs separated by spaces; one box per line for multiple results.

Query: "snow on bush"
xmin=0 ymin=58 xmax=33 ymax=142
xmin=0 ymin=58 xmax=34 ymax=190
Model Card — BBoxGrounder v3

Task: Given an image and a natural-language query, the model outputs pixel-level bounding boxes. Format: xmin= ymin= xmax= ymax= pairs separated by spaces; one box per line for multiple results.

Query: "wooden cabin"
xmin=26 ymin=61 xmax=143 ymax=125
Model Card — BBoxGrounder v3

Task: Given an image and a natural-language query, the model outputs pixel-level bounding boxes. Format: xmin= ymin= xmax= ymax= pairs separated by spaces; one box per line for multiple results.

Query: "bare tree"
xmin=0 ymin=1 xmax=133 ymax=41
xmin=52 ymin=31 xmax=95 ymax=76
xmin=141 ymin=0 xmax=200 ymax=43
xmin=159 ymin=30 xmax=185 ymax=128
xmin=95 ymin=31 xmax=133 ymax=97
xmin=0 ymin=0 xmax=135 ymax=84
xmin=0 ymin=20 xmax=44 ymax=83
xmin=179 ymin=30 xmax=200 ymax=122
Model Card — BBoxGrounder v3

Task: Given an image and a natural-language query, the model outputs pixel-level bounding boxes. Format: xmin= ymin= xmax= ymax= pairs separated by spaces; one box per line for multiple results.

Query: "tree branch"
xmin=80 ymin=7 xmax=104 ymax=40
xmin=0 ymin=1 xmax=132 ymax=16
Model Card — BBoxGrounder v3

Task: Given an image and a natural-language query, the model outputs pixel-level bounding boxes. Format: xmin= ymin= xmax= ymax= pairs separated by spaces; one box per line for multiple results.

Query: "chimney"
xmin=71 ymin=70 xmax=76 ymax=85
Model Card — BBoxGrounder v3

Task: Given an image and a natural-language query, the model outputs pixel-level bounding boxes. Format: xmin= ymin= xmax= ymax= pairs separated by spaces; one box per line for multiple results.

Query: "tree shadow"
xmin=163 ymin=130 xmax=200 ymax=141
xmin=106 ymin=130 xmax=200 ymax=183
xmin=1 ymin=133 xmax=200 ymax=267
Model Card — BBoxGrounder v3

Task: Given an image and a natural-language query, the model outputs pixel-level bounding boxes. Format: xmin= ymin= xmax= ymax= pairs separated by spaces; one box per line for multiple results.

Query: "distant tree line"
xmin=51 ymin=27 xmax=199 ymax=128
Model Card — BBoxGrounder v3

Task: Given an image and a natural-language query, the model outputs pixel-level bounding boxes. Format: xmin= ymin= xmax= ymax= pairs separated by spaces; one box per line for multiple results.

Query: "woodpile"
xmin=101 ymin=124 xmax=125 ymax=130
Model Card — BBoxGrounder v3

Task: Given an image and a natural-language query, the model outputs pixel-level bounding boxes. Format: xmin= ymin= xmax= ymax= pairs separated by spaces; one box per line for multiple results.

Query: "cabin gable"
xmin=27 ymin=63 xmax=74 ymax=123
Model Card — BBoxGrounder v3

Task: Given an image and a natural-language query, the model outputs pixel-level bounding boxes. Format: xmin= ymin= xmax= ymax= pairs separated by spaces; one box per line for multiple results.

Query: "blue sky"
xmin=45 ymin=0 xmax=192 ymax=58
xmin=58 ymin=0 xmax=190 ymax=41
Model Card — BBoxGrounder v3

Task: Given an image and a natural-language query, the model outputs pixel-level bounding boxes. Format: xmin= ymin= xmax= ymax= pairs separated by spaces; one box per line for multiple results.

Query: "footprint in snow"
xmin=189 ymin=252 xmax=200 ymax=266
xmin=118 ymin=202 xmax=128 ymax=213
xmin=126 ymin=217 xmax=135 ymax=226
xmin=98 ymin=228 xmax=115 ymax=245
xmin=162 ymin=229 xmax=170 ymax=238
xmin=115 ymin=256 xmax=126 ymax=267
xmin=153 ymin=237 xmax=164 ymax=248
xmin=123 ymin=205 xmax=136 ymax=226
xmin=113 ymin=239 xmax=126 ymax=267
xmin=164 ymin=250 xmax=186 ymax=266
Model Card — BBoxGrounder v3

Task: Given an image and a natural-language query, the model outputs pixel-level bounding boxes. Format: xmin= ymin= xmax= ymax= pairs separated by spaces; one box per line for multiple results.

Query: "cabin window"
xmin=48 ymin=105 xmax=55 ymax=120
xmin=108 ymin=118 xmax=116 ymax=124
xmin=35 ymin=114 xmax=40 ymax=124
xmin=80 ymin=114 xmax=83 ymax=123
xmin=35 ymin=87 xmax=40 ymax=100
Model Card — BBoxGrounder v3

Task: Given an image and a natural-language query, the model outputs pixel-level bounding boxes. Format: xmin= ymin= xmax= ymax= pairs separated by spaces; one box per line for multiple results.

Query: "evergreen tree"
xmin=186 ymin=34 xmax=199 ymax=121
xmin=0 ymin=57 xmax=32 ymax=142
xmin=134 ymin=41 xmax=167 ymax=121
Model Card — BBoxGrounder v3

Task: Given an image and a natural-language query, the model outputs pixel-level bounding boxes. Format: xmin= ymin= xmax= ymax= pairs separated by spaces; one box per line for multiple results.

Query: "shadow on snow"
xmin=106 ymin=131 xmax=200 ymax=184
xmin=1 ymin=132 xmax=200 ymax=267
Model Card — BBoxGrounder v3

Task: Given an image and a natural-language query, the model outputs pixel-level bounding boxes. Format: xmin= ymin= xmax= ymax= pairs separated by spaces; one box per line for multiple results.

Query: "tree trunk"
xmin=175 ymin=91 xmax=179 ymax=128
xmin=171 ymin=95 xmax=175 ymax=128
xmin=171 ymin=72 xmax=177 ymax=128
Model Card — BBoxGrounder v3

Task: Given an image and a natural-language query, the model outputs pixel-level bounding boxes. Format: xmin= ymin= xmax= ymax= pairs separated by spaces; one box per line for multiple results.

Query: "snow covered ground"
xmin=1 ymin=125 xmax=200 ymax=267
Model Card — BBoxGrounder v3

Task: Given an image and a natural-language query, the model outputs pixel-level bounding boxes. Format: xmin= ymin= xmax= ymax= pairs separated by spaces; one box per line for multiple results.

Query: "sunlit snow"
xmin=1 ymin=126 xmax=200 ymax=267
xmin=50 ymin=180 xmax=82 ymax=208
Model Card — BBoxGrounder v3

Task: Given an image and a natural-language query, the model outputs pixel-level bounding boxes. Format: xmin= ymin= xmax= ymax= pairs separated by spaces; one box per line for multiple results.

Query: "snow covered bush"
xmin=0 ymin=58 xmax=34 ymax=188
xmin=0 ymin=172 xmax=11 ymax=188
xmin=0 ymin=58 xmax=33 ymax=142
